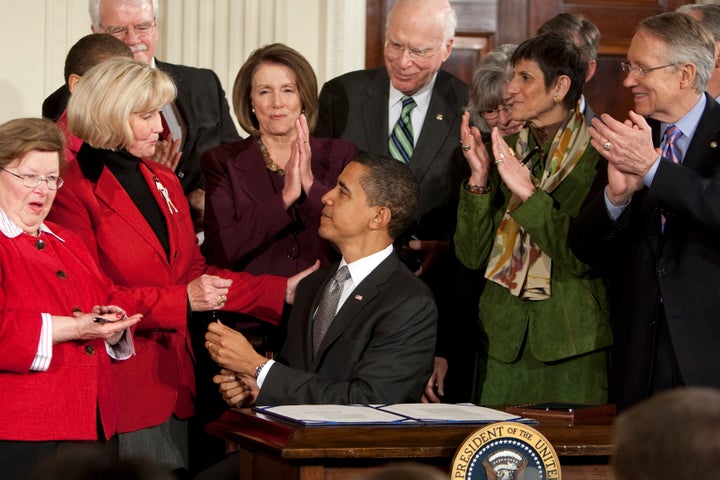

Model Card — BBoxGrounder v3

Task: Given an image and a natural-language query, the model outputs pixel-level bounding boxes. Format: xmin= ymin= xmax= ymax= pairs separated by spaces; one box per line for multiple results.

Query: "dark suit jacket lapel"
xmin=683 ymin=94 xmax=720 ymax=172
xmin=361 ymin=69 xmax=391 ymax=155
xmin=412 ymin=71 xmax=462 ymax=178
xmin=311 ymin=254 xmax=398 ymax=367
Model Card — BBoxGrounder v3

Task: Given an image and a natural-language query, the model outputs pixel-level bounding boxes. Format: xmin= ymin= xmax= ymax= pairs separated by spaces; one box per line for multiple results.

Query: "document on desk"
xmin=255 ymin=404 xmax=414 ymax=425
xmin=377 ymin=403 xmax=535 ymax=424
xmin=255 ymin=403 xmax=535 ymax=425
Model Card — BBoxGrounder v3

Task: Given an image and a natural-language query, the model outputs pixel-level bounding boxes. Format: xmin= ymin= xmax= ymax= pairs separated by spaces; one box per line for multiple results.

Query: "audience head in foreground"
xmin=612 ymin=387 xmax=720 ymax=480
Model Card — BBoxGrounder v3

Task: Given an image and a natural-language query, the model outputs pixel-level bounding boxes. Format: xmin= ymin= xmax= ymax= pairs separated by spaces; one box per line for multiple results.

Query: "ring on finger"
xmin=603 ymin=141 xmax=612 ymax=151
xmin=495 ymin=159 xmax=504 ymax=166
xmin=499 ymin=152 xmax=506 ymax=160
xmin=462 ymin=145 xmax=471 ymax=152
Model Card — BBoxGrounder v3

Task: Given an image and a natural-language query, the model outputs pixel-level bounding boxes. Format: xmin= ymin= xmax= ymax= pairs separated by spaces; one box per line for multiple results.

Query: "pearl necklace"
xmin=257 ymin=136 xmax=285 ymax=176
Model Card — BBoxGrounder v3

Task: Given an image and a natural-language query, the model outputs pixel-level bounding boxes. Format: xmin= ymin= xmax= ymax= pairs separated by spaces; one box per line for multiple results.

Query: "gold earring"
xmin=552 ymin=95 xmax=560 ymax=104
xmin=251 ymin=107 xmax=255 ymax=113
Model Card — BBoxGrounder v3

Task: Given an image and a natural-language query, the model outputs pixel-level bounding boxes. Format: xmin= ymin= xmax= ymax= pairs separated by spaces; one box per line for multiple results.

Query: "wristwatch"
xmin=255 ymin=361 xmax=267 ymax=379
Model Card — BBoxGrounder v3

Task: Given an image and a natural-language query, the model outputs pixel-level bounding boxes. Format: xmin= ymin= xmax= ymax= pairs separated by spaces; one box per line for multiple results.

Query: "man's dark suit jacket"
xmin=315 ymin=67 xmax=468 ymax=229
xmin=257 ymin=252 xmax=437 ymax=405
xmin=41 ymin=59 xmax=240 ymax=195
xmin=569 ymin=93 xmax=720 ymax=410
xmin=315 ymin=67 xmax=475 ymax=402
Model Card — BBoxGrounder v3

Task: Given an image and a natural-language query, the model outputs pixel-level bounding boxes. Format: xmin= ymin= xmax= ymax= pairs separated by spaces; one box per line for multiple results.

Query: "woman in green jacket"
xmin=456 ymin=33 xmax=611 ymax=406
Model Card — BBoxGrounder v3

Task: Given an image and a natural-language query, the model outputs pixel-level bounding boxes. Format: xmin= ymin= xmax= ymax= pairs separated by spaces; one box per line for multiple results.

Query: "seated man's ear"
xmin=369 ymin=206 xmax=392 ymax=231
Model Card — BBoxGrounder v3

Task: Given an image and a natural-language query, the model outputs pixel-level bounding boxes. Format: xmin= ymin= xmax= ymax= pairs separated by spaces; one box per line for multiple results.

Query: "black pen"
xmin=93 ymin=317 xmax=110 ymax=324
xmin=521 ymin=145 xmax=542 ymax=166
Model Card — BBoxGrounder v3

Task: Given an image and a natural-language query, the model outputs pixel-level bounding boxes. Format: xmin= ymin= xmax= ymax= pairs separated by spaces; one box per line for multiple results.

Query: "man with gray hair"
xmin=43 ymin=0 xmax=240 ymax=234
xmin=569 ymin=12 xmax=720 ymax=410
xmin=315 ymin=0 xmax=472 ymax=405
xmin=677 ymin=3 xmax=720 ymax=101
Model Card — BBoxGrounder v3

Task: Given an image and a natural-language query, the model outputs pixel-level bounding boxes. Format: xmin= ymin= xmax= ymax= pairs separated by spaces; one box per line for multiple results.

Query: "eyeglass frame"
xmin=384 ymin=37 xmax=440 ymax=61
xmin=0 ymin=167 xmax=64 ymax=190
xmin=481 ymin=104 xmax=512 ymax=121
xmin=620 ymin=62 xmax=679 ymax=77
xmin=99 ymin=20 xmax=157 ymax=40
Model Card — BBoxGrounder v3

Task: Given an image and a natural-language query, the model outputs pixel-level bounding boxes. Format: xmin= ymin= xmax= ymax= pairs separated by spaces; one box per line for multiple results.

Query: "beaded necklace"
xmin=257 ymin=136 xmax=285 ymax=176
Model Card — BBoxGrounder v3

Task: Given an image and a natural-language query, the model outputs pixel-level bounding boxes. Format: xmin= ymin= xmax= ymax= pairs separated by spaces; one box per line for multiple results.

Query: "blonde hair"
xmin=67 ymin=57 xmax=176 ymax=150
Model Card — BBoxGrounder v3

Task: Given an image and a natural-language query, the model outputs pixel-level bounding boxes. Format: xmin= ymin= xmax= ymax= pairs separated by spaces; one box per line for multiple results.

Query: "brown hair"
xmin=0 ymin=118 xmax=65 ymax=170
xmin=232 ymin=43 xmax=318 ymax=135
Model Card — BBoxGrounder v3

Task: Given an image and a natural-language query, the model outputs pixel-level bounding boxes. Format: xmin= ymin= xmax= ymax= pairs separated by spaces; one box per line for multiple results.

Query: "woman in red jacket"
xmin=0 ymin=118 xmax=144 ymax=479
xmin=48 ymin=57 xmax=314 ymax=476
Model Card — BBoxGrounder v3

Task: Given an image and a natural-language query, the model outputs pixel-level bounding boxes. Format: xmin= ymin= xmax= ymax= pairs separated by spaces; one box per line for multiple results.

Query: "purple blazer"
xmin=201 ymin=135 xmax=358 ymax=276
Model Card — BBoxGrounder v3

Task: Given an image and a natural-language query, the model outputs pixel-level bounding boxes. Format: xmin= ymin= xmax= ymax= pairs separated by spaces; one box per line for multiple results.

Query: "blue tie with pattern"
xmin=661 ymin=125 xmax=683 ymax=230
xmin=388 ymin=96 xmax=417 ymax=164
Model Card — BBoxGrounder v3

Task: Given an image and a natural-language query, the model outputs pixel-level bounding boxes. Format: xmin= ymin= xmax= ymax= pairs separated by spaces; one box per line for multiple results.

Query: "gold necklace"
xmin=257 ymin=136 xmax=285 ymax=176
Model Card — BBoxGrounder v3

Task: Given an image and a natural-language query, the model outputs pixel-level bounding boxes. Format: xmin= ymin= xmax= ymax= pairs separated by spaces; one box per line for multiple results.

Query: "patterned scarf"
xmin=484 ymin=106 xmax=588 ymax=300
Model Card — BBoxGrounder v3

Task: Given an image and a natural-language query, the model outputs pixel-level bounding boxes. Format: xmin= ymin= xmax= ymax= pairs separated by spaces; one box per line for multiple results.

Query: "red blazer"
xmin=0 ymin=223 xmax=162 ymax=441
xmin=48 ymin=145 xmax=286 ymax=433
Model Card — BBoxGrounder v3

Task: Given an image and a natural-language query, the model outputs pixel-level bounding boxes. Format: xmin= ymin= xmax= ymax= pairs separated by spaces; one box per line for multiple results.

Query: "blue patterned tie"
xmin=388 ymin=96 xmax=417 ymax=164
xmin=312 ymin=266 xmax=351 ymax=355
xmin=661 ymin=125 xmax=683 ymax=230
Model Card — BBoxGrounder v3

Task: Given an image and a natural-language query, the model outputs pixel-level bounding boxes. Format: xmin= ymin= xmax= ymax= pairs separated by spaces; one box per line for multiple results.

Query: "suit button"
xmin=657 ymin=267 xmax=666 ymax=277
xmin=287 ymin=246 xmax=299 ymax=260
xmin=56 ymin=270 xmax=67 ymax=279
xmin=35 ymin=239 xmax=45 ymax=250
xmin=84 ymin=345 xmax=95 ymax=355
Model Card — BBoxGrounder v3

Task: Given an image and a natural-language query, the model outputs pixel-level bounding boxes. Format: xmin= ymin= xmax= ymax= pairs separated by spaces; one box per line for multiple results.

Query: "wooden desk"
xmin=206 ymin=408 xmax=613 ymax=480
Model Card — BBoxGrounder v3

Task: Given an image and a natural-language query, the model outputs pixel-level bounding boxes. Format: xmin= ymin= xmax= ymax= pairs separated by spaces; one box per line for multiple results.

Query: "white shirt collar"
xmin=341 ymin=244 xmax=394 ymax=287
xmin=0 ymin=207 xmax=63 ymax=241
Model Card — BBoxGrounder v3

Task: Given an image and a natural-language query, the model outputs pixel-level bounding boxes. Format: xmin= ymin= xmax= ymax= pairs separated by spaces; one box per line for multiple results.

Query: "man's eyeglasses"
xmin=100 ymin=21 xmax=156 ymax=40
xmin=0 ymin=167 xmax=64 ymax=190
xmin=620 ymin=62 xmax=679 ymax=77
xmin=384 ymin=38 xmax=438 ymax=61
xmin=482 ymin=105 xmax=512 ymax=121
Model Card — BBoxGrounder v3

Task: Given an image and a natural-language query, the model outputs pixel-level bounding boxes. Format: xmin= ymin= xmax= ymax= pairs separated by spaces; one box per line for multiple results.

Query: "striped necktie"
xmin=661 ymin=125 xmax=683 ymax=230
xmin=388 ymin=96 xmax=416 ymax=164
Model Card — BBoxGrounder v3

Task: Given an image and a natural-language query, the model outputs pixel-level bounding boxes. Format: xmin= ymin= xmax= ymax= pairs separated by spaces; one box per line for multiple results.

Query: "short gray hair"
xmin=89 ymin=0 xmax=158 ymax=30
xmin=386 ymin=0 xmax=457 ymax=44
xmin=677 ymin=3 xmax=720 ymax=42
xmin=638 ymin=12 xmax=715 ymax=93
xmin=466 ymin=44 xmax=517 ymax=131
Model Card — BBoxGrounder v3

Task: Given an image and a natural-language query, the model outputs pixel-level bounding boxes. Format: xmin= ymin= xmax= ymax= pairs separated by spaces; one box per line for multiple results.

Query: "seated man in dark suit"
xmin=314 ymin=0 xmax=473 ymax=404
xmin=205 ymin=153 xmax=437 ymax=406
xmin=43 ymin=0 xmax=240 ymax=233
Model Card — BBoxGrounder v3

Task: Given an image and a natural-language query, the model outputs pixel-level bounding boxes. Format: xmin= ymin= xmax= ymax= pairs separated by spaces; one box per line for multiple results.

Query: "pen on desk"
xmin=93 ymin=317 xmax=110 ymax=324
xmin=521 ymin=145 xmax=542 ymax=166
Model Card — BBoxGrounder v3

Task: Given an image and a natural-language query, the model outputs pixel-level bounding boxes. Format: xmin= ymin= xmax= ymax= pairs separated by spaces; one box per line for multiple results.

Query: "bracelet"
xmin=255 ymin=362 xmax=267 ymax=379
xmin=463 ymin=180 xmax=492 ymax=195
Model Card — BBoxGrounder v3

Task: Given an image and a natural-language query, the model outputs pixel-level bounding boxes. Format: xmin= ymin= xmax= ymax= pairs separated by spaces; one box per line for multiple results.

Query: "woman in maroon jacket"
xmin=48 ymin=57 xmax=314 ymax=475
xmin=0 ymin=118 xmax=144 ymax=480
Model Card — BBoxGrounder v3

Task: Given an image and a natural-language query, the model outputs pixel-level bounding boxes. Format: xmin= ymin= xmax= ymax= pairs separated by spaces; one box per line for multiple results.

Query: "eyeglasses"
xmin=482 ymin=105 xmax=512 ymax=121
xmin=100 ymin=21 xmax=156 ymax=40
xmin=0 ymin=167 xmax=64 ymax=190
xmin=620 ymin=62 xmax=679 ymax=77
xmin=384 ymin=38 xmax=438 ymax=61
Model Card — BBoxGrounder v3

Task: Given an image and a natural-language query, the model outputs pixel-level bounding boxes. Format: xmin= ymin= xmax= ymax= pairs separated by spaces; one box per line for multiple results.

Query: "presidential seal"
xmin=451 ymin=422 xmax=561 ymax=480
